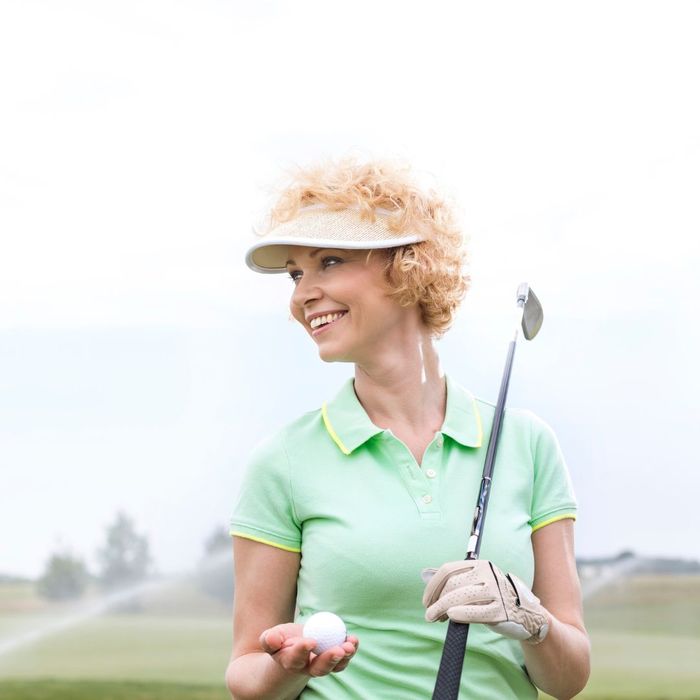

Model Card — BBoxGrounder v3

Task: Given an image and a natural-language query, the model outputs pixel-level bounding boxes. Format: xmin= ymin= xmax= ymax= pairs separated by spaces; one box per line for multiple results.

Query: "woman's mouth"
xmin=310 ymin=311 xmax=348 ymax=336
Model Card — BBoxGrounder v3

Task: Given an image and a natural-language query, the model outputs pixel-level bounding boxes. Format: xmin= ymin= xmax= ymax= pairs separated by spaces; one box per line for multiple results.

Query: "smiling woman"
xmin=286 ymin=244 xmax=419 ymax=365
xmin=247 ymin=162 xmax=468 ymax=339
xmin=225 ymin=156 xmax=589 ymax=700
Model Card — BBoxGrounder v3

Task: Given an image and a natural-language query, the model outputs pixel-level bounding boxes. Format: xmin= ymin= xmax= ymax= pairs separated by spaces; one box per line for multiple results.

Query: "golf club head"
xmin=517 ymin=283 xmax=543 ymax=340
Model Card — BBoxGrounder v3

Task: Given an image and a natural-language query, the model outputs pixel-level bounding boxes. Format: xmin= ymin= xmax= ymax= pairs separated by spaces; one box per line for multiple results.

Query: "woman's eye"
xmin=288 ymin=257 xmax=342 ymax=283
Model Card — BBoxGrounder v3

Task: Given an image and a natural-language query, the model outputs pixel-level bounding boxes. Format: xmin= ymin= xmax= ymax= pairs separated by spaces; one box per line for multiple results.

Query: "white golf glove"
xmin=421 ymin=559 xmax=550 ymax=645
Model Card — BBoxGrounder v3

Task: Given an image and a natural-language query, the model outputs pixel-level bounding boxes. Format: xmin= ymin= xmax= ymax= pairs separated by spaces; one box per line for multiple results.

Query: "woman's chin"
xmin=317 ymin=344 xmax=353 ymax=364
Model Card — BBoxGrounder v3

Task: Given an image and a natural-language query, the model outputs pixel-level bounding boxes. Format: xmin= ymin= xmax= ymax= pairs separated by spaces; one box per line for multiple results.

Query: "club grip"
xmin=432 ymin=620 xmax=470 ymax=699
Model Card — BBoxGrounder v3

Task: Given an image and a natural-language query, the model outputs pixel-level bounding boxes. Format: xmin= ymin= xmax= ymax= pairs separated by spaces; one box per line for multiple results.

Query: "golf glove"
xmin=421 ymin=559 xmax=550 ymax=645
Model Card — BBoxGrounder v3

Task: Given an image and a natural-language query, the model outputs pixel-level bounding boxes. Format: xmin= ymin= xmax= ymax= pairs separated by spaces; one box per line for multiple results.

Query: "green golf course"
xmin=0 ymin=575 xmax=698 ymax=699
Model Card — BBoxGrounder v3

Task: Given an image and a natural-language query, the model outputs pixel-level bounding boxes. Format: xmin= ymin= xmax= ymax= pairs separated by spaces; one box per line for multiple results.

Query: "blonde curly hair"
xmin=265 ymin=156 xmax=470 ymax=338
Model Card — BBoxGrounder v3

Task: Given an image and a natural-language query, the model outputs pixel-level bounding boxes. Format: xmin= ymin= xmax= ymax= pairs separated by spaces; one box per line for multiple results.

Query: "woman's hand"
xmin=259 ymin=622 xmax=360 ymax=677
xmin=421 ymin=559 xmax=550 ymax=644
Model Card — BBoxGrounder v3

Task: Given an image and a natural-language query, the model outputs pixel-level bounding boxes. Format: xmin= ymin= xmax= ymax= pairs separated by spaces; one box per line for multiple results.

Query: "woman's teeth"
xmin=310 ymin=312 xmax=347 ymax=329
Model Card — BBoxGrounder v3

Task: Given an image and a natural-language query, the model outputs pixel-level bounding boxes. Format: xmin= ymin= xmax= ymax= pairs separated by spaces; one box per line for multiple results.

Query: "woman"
xmin=225 ymin=157 xmax=590 ymax=699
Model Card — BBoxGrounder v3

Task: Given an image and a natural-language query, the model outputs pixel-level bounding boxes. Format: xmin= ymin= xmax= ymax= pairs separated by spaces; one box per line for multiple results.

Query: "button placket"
xmin=414 ymin=434 xmax=443 ymax=515
xmin=381 ymin=429 xmax=442 ymax=518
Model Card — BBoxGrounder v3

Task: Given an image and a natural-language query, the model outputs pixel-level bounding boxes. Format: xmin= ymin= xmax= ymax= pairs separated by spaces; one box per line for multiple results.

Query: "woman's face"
xmin=286 ymin=245 xmax=421 ymax=364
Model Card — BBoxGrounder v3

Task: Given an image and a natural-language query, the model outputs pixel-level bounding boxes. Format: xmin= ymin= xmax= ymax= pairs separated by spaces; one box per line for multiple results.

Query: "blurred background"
xmin=1 ymin=1 xmax=699 ymax=698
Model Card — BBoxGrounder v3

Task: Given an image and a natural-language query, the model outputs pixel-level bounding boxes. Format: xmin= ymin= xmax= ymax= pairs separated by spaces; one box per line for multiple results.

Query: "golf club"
xmin=432 ymin=282 xmax=544 ymax=699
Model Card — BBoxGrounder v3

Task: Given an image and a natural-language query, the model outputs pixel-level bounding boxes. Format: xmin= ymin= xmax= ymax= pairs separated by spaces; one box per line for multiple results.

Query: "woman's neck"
xmin=352 ymin=336 xmax=446 ymax=433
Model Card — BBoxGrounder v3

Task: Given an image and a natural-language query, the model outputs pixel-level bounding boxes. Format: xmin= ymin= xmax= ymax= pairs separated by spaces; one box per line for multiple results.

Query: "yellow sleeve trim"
xmin=321 ymin=401 xmax=351 ymax=455
xmin=230 ymin=531 xmax=301 ymax=553
xmin=531 ymin=513 xmax=577 ymax=533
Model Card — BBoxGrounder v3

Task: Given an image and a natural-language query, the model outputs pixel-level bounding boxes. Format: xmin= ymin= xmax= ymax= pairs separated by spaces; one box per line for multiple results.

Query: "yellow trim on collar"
xmin=531 ymin=513 xmax=576 ymax=533
xmin=230 ymin=531 xmax=301 ymax=553
xmin=321 ymin=401 xmax=351 ymax=455
xmin=472 ymin=395 xmax=484 ymax=448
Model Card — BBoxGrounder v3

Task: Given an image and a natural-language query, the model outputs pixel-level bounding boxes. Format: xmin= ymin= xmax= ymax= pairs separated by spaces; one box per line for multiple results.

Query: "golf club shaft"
xmin=469 ymin=339 xmax=516 ymax=557
xmin=432 ymin=325 xmax=522 ymax=699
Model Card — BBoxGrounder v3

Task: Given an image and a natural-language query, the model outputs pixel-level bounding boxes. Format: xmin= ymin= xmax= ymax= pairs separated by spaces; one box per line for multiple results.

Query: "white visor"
xmin=245 ymin=206 xmax=427 ymax=273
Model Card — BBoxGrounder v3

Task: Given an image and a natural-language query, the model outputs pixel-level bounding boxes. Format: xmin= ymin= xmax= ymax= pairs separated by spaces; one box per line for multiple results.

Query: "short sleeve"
xmin=229 ymin=433 xmax=302 ymax=552
xmin=528 ymin=416 xmax=578 ymax=532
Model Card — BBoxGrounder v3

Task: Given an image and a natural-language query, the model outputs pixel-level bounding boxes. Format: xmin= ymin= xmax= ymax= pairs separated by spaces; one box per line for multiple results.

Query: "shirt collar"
xmin=321 ymin=374 xmax=483 ymax=455
xmin=441 ymin=374 xmax=483 ymax=448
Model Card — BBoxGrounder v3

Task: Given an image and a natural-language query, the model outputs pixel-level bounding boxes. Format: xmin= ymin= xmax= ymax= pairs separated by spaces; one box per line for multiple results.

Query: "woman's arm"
xmin=225 ymin=537 xmax=358 ymax=700
xmin=523 ymin=519 xmax=590 ymax=699
xmin=225 ymin=537 xmax=308 ymax=700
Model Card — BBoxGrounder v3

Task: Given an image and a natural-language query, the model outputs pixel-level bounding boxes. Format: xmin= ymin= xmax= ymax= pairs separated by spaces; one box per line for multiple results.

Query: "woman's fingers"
xmin=427 ymin=597 xmax=503 ymax=624
xmin=330 ymin=637 xmax=359 ymax=673
xmin=260 ymin=624 xmax=314 ymax=673
xmin=284 ymin=639 xmax=318 ymax=672
xmin=259 ymin=627 xmax=284 ymax=654
xmin=259 ymin=622 xmax=305 ymax=653
xmin=275 ymin=637 xmax=317 ymax=672
xmin=297 ymin=636 xmax=359 ymax=676
xmin=308 ymin=645 xmax=348 ymax=677
xmin=261 ymin=625 xmax=360 ymax=677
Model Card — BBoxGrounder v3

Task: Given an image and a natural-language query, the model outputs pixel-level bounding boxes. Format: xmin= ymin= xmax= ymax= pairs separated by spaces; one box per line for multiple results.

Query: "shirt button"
xmin=422 ymin=494 xmax=433 ymax=504
xmin=436 ymin=436 xmax=444 ymax=448
xmin=426 ymin=469 xmax=437 ymax=478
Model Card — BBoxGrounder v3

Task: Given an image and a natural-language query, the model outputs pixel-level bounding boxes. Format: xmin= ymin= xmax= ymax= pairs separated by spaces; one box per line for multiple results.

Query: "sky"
xmin=1 ymin=0 xmax=699 ymax=577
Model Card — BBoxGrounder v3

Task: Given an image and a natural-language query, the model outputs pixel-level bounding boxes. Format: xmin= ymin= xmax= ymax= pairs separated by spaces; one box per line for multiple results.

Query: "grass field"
xmin=0 ymin=580 xmax=231 ymax=687
xmin=0 ymin=576 xmax=698 ymax=698
xmin=0 ymin=679 xmax=228 ymax=699
xmin=546 ymin=575 xmax=700 ymax=699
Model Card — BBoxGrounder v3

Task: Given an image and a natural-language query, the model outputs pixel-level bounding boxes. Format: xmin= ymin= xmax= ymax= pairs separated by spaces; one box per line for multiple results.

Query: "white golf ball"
xmin=302 ymin=611 xmax=347 ymax=655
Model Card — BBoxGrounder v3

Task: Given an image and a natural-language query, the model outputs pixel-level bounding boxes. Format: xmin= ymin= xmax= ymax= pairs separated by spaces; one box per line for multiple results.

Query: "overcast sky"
xmin=1 ymin=0 xmax=699 ymax=577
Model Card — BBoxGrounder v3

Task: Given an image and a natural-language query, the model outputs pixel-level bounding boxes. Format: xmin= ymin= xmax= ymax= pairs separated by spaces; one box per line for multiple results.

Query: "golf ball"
xmin=302 ymin=611 xmax=347 ymax=655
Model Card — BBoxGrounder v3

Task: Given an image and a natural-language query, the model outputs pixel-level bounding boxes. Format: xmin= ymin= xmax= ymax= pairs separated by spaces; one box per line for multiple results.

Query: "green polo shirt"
xmin=230 ymin=374 xmax=577 ymax=699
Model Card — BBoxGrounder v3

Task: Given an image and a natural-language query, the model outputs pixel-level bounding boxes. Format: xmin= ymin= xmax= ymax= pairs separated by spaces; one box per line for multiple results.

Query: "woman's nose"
xmin=291 ymin=274 xmax=322 ymax=308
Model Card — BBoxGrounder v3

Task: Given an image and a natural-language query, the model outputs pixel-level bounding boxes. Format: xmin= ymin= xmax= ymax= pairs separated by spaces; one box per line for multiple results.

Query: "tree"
xmin=36 ymin=551 xmax=89 ymax=600
xmin=204 ymin=527 xmax=230 ymax=557
xmin=197 ymin=525 xmax=233 ymax=603
xmin=96 ymin=511 xmax=152 ymax=591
